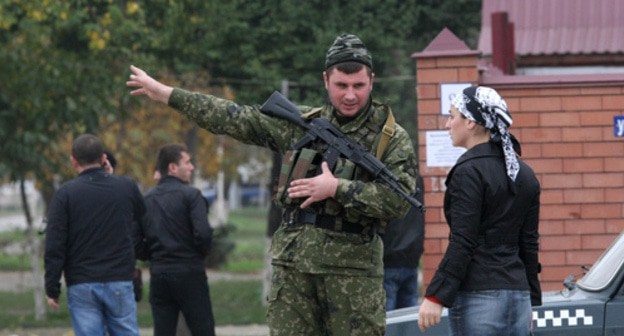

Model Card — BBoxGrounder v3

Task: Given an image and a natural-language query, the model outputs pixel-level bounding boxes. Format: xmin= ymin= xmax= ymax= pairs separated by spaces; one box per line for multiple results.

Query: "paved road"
xmin=0 ymin=213 xmax=42 ymax=232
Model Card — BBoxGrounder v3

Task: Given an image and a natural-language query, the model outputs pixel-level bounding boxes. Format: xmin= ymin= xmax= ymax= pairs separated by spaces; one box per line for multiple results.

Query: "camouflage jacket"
xmin=169 ymin=88 xmax=417 ymax=275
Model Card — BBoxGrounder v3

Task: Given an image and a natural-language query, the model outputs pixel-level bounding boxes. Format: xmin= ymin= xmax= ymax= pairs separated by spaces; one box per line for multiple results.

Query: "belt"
xmin=284 ymin=209 xmax=375 ymax=236
xmin=477 ymin=234 xmax=519 ymax=245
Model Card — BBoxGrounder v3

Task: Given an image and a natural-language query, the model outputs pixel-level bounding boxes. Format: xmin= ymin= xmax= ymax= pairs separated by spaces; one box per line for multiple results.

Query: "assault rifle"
xmin=260 ymin=91 xmax=425 ymax=213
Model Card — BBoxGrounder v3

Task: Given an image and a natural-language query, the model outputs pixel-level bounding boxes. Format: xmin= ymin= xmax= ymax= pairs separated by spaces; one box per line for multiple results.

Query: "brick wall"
xmin=413 ymin=30 xmax=624 ymax=291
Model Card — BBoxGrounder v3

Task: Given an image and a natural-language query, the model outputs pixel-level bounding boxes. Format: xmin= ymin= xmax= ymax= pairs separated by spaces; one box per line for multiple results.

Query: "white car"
xmin=386 ymin=232 xmax=624 ymax=335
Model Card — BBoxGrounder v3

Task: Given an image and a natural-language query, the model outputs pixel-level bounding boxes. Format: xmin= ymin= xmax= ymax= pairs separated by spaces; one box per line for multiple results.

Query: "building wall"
xmin=415 ymin=49 xmax=624 ymax=291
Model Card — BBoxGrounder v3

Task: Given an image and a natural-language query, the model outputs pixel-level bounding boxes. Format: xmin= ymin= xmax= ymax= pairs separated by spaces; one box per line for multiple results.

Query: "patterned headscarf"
xmin=325 ymin=33 xmax=373 ymax=70
xmin=451 ymin=86 xmax=519 ymax=181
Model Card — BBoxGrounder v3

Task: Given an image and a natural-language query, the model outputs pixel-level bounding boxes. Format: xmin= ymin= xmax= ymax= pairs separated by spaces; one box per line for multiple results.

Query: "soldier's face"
xmin=323 ymin=67 xmax=374 ymax=117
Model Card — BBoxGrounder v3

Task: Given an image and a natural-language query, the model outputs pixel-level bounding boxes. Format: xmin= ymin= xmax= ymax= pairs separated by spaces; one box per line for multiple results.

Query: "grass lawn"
xmin=221 ymin=207 xmax=269 ymax=273
xmin=0 ymin=279 xmax=266 ymax=329
xmin=0 ymin=206 xmax=269 ymax=329
xmin=0 ymin=229 xmax=32 ymax=271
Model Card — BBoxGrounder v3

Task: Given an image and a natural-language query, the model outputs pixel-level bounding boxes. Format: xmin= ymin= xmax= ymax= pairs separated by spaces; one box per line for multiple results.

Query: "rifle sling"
xmin=376 ymin=110 xmax=396 ymax=160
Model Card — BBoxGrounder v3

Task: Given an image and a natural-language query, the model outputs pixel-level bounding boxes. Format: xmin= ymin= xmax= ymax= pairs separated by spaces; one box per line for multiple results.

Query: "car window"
xmin=577 ymin=232 xmax=624 ymax=291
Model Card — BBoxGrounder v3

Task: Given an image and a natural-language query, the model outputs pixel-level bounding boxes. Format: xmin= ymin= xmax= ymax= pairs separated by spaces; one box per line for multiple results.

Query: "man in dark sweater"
xmin=44 ymin=134 xmax=145 ymax=336
xmin=383 ymin=174 xmax=425 ymax=311
xmin=137 ymin=143 xmax=215 ymax=336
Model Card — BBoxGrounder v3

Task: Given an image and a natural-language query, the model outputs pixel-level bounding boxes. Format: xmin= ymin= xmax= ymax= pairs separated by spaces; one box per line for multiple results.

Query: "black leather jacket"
xmin=425 ymin=141 xmax=542 ymax=307
xmin=138 ymin=176 xmax=213 ymax=274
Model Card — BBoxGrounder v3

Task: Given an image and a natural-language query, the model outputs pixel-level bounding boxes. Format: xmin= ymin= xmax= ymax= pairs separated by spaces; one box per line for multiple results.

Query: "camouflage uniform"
xmin=168 ymin=36 xmax=417 ymax=336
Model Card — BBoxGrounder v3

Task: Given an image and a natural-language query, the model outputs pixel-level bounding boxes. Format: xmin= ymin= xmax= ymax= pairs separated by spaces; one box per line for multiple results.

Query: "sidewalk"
xmin=0 ymin=213 xmax=43 ymax=233
xmin=0 ymin=325 xmax=269 ymax=336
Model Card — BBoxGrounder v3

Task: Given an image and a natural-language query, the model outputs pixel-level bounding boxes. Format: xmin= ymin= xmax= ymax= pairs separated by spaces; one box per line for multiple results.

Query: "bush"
xmin=204 ymin=223 xmax=237 ymax=268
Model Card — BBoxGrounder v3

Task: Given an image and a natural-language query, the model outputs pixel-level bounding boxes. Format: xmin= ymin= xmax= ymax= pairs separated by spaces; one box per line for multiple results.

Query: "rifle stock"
xmin=260 ymin=91 xmax=307 ymax=128
xmin=260 ymin=91 xmax=425 ymax=213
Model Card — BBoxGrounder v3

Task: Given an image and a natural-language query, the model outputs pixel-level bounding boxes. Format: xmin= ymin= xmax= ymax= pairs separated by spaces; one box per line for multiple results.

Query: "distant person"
xmin=44 ymin=134 xmax=146 ymax=336
xmin=102 ymin=150 xmax=117 ymax=174
xmin=136 ymin=143 xmax=215 ymax=336
xmin=418 ymin=86 xmax=541 ymax=335
xmin=102 ymin=149 xmax=144 ymax=302
xmin=383 ymin=173 xmax=424 ymax=311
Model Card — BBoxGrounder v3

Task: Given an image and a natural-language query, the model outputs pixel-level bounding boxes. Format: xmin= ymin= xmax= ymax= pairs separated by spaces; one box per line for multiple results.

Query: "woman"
xmin=418 ymin=86 xmax=541 ymax=335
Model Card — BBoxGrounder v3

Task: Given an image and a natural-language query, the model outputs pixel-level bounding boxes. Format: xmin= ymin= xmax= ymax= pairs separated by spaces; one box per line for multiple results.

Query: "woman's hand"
xmin=418 ymin=297 xmax=444 ymax=332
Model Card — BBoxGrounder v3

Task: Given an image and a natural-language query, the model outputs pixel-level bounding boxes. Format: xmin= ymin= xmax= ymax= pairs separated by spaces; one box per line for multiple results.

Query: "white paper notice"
xmin=440 ymin=82 xmax=471 ymax=116
xmin=426 ymin=130 xmax=466 ymax=167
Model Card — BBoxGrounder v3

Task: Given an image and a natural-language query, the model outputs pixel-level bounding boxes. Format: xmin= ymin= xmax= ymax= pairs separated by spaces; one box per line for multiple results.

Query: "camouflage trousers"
xmin=266 ymin=265 xmax=385 ymax=336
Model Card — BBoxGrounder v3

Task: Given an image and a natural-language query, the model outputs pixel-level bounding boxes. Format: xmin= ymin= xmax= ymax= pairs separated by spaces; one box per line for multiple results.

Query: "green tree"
xmin=0 ymin=0 xmax=155 ymax=320
xmin=112 ymin=0 xmax=481 ymax=181
xmin=133 ymin=0 xmax=481 ymax=144
xmin=113 ymin=0 xmax=482 ymax=190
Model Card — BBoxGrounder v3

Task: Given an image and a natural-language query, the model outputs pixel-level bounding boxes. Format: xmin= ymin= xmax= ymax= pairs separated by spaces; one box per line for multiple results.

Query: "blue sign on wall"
xmin=616 ymin=116 xmax=624 ymax=137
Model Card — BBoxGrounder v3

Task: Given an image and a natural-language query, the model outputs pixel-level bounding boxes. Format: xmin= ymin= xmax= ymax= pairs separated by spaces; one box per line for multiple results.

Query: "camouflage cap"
xmin=325 ymin=33 xmax=373 ymax=70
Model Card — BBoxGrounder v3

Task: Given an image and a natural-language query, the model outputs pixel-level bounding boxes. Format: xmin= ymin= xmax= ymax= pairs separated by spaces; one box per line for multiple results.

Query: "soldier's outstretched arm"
xmin=126 ymin=65 xmax=173 ymax=104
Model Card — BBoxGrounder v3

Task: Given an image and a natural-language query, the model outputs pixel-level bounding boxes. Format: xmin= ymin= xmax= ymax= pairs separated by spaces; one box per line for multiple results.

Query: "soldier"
xmin=383 ymin=173 xmax=424 ymax=311
xmin=127 ymin=33 xmax=417 ymax=335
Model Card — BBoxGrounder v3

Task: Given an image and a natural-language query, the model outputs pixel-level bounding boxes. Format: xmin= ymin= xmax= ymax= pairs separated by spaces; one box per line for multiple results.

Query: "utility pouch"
xmin=334 ymin=157 xmax=356 ymax=180
xmin=275 ymin=148 xmax=319 ymax=207
xmin=322 ymin=158 xmax=356 ymax=216
xmin=276 ymin=150 xmax=297 ymax=196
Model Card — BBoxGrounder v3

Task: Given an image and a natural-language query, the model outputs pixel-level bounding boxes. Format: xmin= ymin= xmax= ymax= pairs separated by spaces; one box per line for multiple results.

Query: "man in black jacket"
xmin=45 ymin=134 xmax=145 ymax=336
xmin=383 ymin=174 xmax=425 ymax=311
xmin=137 ymin=143 xmax=215 ymax=336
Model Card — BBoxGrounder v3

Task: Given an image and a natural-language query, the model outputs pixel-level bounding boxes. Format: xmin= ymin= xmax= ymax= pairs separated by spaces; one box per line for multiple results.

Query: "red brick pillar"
xmin=411 ymin=28 xmax=480 ymax=288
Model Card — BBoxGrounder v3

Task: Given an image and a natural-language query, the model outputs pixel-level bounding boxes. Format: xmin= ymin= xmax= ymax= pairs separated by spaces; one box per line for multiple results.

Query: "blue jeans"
xmin=383 ymin=267 xmax=418 ymax=311
xmin=150 ymin=271 xmax=215 ymax=336
xmin=67 ymin=281 xmax=138 ymax=336
xmin=449 ymin=289 xmax=531 ymax=336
